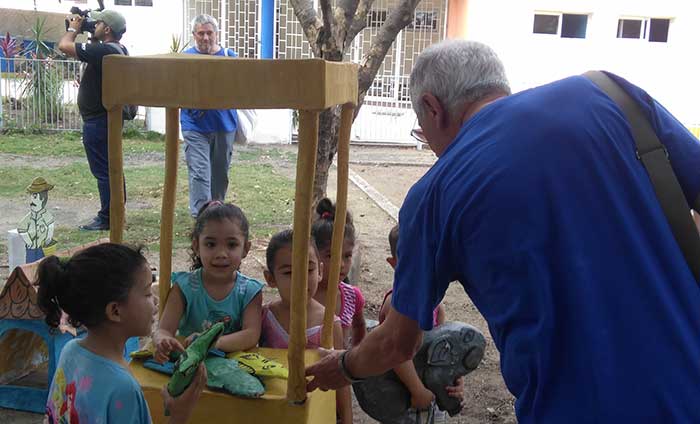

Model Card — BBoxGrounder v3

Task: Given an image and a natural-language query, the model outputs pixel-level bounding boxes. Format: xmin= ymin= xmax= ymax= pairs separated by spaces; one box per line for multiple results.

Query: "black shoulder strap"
xmin=584 ymin=70 xmax=700 ymax=281
xmin=106 ymin=42 xmax=126 ymax=56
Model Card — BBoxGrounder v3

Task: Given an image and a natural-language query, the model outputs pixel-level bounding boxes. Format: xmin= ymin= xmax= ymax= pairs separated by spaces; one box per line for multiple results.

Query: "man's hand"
xmin=305 ymin=348 xmax=348 ymax=392
xmin=58 ymin=16 xmax=82 ymax=58
xmin=68 ymin=15 xmax=84 ymax=33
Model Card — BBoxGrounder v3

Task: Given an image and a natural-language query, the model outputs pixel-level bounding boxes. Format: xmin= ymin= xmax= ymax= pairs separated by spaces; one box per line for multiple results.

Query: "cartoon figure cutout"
xmin=17 ymin=177 xmax=56 ymax=263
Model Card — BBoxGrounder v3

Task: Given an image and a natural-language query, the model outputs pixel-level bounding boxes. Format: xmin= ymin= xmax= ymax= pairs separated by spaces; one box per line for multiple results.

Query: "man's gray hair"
xmin=409 ymin=40 xmax=511 ymax=119
xmin=191 ymin=14 xmax=219 ymax=33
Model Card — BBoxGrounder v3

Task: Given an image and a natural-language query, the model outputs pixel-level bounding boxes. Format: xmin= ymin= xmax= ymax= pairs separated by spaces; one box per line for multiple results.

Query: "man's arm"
xmin=58 ymin=16 xmax=83 ymax=59
xmin=305 ymin=305 xmax=422 ymax=391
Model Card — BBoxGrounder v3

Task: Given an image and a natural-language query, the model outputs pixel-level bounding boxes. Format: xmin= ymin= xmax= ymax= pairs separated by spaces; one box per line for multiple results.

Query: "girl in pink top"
xmin=311 ymin=198 xmax=367 ymax=348
xmin=259 ymin=229 xmax=351 ymax=424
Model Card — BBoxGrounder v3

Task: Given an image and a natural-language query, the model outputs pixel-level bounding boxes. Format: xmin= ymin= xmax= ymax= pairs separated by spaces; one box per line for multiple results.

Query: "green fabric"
xmin=167 ymin=322 xmax=224 ymax=396
xmin=204 ymin=357 xmax=265 ymax=398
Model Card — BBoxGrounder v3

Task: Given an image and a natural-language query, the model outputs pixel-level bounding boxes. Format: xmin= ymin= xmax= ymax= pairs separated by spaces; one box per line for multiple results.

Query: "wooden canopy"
xmin=102 ymin=53 xmax=357 ymax=410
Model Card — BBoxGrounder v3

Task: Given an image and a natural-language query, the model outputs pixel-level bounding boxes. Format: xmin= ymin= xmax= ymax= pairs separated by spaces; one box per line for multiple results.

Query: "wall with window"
xmin=461 ymin=0 xmax=700 ymax=125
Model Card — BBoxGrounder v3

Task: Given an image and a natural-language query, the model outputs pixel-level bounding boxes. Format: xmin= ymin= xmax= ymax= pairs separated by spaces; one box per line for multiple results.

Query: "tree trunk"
xmin=290 ymin=0 xmax=421 ymax=205
xmin=313 ymin=106 xmax=342 ymax=202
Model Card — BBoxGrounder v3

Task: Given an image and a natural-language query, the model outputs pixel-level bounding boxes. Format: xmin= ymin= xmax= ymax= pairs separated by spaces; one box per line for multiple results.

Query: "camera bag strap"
xmin=584 ymin=70 xmax=700 ymax=281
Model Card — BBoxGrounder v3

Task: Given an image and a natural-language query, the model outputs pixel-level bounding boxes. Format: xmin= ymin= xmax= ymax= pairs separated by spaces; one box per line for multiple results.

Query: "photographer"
xmin=58 ymin=10 xmax=128 ymax=231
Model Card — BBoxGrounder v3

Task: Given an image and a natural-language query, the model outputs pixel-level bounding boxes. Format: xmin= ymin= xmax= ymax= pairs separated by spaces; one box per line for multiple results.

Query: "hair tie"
xmin=321 ymin=211 xmax=333 ymax=220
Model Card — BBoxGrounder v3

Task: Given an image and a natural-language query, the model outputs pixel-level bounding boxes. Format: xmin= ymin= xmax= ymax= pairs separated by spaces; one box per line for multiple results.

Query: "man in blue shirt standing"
xmin=306 ymin=40 xmax=700 ymax=422
xmin=181 ymin=14 xmax=239 ymax=217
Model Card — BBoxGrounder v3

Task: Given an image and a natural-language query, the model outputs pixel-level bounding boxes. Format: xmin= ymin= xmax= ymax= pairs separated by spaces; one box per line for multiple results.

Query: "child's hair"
xmin=265 ymin=229 xmax=319 ymax=273
xmin=310 ymin=198 xmax=356 ymax=251
xmin=190 ymin=201 xmax=250 ymax=270
xmin=388 ymin=224 xmax=399 ymax=258
xmin=36 ymin=243 xmax=147 ymax=329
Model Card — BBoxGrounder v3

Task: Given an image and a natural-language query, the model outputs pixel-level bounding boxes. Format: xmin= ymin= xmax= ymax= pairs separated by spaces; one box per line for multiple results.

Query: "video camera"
xmin=64 ymin=0 xmax=105 ymax=34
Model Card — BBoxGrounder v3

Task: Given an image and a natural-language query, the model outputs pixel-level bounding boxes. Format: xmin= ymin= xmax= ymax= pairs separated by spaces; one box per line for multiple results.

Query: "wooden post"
xmin=159 ymin=108 xmax=180 ymax=316
xmin=108 ymin=107 xmax=125 ymax=243
xmin=287 ymin=109 xmax=319 ymax=403
xmin=320 ymin=103 xmax=354 ymax=348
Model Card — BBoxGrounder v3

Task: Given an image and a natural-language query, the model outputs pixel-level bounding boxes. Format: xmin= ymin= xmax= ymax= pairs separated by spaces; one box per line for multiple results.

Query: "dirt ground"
xmin=0 ymin=144 xmax=515 ymax=423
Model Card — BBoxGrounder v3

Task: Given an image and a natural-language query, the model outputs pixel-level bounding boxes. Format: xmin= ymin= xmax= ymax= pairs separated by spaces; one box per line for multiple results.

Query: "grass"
xmin=45 ymin=161 xmax=296 ymax=253
xmin=0 ymin=128 xmax=165 ymax=157
xmin=0 ymin=131 xmax=298 ymax=254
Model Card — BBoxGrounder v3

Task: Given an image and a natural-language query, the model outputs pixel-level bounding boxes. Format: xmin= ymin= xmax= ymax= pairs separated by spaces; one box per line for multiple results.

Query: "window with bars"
xmin=533 ymin=13 xmax=589 ymax=38
xmin=617 ymin=18 xmax=670 ymax=42
xmin=409 ymin=11 xmax=438 ymax=31
xmin=367 ymin=10 xmax=388 ymax=29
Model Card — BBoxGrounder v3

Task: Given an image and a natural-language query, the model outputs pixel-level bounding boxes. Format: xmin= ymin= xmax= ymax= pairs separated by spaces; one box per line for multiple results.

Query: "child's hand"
xmin=184 ymin=332 xmax=201 ymax=348
xmin=410 ymin=385 xmax=435 ymax=410
xmin=161 ymin=363 xmax=207 ymax=424
xmin=446 ymin=376 xmax=466 ymax=403
xmin=155 ymin=335 xmax=185 ymax=363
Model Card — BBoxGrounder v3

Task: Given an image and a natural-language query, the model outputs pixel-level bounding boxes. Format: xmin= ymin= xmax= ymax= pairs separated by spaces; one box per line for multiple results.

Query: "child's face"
xmin=265 ymin=244 xmax=322 ymax=304
xmin=193 ymin=218 xmax=250 ymax=279
xmin=319 ymin=238 xmax=354 ymax=285
xmin=118 ymin=262 xmax=156 ymax=337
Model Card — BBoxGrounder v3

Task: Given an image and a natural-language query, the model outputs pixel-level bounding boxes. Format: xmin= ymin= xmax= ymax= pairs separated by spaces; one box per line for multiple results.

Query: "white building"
xmin=2 ymin=0 xmax=699 ymax=140
xmin=455 ymin=0 xmax=700 ymax=129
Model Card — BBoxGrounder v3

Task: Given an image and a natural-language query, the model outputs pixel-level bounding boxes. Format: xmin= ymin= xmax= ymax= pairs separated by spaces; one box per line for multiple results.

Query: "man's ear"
xmin=104 ymin=301 xmax=122 ymax=323
xmin=263 ymin=270 xmax=276 ymax=287
xmin=421 ymin=93 xmax=449 ymax=129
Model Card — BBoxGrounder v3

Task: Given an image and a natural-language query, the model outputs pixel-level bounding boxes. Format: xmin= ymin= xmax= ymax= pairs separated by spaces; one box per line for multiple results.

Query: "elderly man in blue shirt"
xmin=181 ymin=14 xmax=239 ymax=217
xmin=306 ymin=39 xmax=700 ymax=423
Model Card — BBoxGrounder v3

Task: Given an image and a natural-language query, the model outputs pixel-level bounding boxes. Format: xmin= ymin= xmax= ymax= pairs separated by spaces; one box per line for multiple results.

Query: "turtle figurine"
xmin=353 ymin=322 xmax=486 ymax=423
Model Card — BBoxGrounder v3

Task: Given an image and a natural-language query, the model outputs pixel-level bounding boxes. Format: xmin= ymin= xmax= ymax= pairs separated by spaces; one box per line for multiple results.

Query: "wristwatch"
xmin=67 ymin=28 xmax=77 ymax=33
xmin=338 ymin=350 xmax=365 ymax=383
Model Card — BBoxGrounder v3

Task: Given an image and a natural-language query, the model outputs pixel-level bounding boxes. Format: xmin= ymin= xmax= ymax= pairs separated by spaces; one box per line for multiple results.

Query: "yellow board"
xmin=130 ymin=348 xmax=335 ymax=423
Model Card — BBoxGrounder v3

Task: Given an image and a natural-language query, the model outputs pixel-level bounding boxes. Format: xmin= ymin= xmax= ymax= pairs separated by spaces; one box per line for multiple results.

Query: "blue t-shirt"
xmin=392 ymin=74 xmax=700 ymax=422
xmin=179 ymin=46 xmax=239 ymax=133
xmin=46 ymin=339 xmax=151 ymax=424
xmin=172 ymin=268 xmax=263 ymax=336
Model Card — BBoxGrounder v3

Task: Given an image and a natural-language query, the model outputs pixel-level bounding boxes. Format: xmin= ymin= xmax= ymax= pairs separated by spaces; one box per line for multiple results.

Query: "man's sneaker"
xmin=79 ymin=216 xmax=109 ymax=231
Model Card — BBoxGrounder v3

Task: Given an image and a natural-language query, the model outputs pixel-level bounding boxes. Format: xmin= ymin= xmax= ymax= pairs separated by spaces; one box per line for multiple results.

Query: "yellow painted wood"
xmin=129 ymin=348 xmax=335 ymax=423
xmin=158 ymin=108 xmax=180 ymax=316
xmin=320 ymin=104 xmax=354 ymax=349
xmin=102 ymin=56 xmax=358 ymax=110
xmin=107 ymin=108 xmax=124 ymax=243
xmin=287 ymin=110 xmax=319 ymax=403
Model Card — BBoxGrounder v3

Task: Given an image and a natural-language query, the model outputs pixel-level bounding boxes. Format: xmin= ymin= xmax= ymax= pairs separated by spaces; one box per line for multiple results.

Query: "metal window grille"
xmin=184 ymin=0 xmax=260 ymax=58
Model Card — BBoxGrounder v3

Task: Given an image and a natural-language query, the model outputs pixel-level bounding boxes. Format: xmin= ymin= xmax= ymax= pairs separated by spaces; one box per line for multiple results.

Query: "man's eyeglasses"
xmin=410 ymin=128 xmax=427 ymax=144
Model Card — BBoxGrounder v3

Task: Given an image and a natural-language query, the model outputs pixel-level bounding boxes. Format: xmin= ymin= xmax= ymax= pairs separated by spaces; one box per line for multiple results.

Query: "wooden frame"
xmin=102 ymin=54 xmax=357 ymax=414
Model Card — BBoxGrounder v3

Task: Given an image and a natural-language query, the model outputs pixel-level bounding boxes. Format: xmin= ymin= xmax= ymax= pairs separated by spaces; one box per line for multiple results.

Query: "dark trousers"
xmin=82 ymin=114 xmax=125 ymax=221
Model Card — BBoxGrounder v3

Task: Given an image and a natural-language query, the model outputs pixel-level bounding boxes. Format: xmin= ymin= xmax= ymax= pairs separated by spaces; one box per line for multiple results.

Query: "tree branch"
xmin=346 ymin=0 xmax=375 ymax=45
xmin=289 ymin=0 xmax=324 ymax=57
xmin=334 ymin=0 xmax=361 ymax=47
xmin=357 ymin=0 xmax=419 ymax=95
